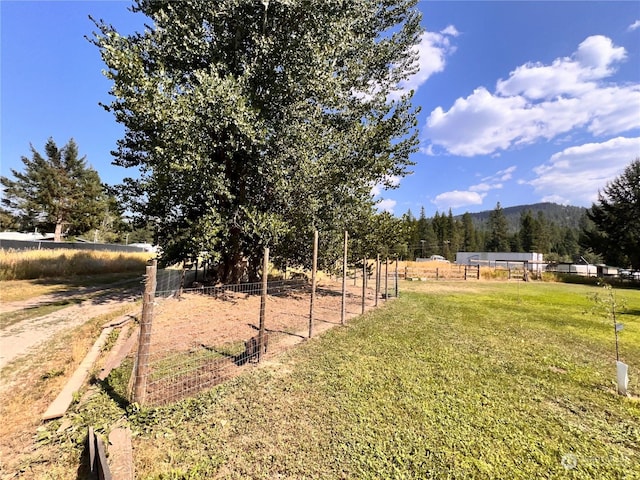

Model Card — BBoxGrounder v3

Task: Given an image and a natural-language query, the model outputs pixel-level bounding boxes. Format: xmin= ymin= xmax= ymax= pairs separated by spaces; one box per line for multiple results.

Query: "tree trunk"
xmin=54 ymin=222 xmax=63 ymax=242
xmin=219 ymin=230 xmax=247 ymax=284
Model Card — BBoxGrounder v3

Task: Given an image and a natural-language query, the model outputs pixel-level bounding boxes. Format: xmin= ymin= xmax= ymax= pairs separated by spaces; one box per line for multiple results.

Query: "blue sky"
xmin=2 ymin=1 xmax=639 ymax=218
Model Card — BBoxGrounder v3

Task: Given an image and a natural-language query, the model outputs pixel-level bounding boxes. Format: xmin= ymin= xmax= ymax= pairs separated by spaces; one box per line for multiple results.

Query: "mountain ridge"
xmin=454 ymin=202 xmax=588 ymax=231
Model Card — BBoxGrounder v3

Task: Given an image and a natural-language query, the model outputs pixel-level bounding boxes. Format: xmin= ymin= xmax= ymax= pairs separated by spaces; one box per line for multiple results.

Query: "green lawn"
xmin=54 ymin=281 xmax=640 ymax=479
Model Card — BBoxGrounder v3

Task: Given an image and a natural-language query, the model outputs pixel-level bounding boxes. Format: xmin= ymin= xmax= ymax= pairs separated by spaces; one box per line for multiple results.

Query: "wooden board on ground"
xmin=108 ymin=427 xmax=133 ymax=480
xmin=98 ymin=324 xmax=138 ymax=381
xmin=42 ymin=327 xmax=114 ymax=421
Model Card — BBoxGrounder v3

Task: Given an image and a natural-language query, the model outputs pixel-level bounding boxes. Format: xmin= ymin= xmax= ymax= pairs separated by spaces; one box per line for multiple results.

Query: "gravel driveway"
xmin=0 ymin=287 xmax=140 ymax=372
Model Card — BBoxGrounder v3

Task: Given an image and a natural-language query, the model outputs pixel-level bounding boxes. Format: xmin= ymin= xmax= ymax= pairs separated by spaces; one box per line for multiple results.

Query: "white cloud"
xmin=574 ymin=35 xmax=626 ymax=77
xmin=441 ymin=25 xmax=460 ymax=37
xmin=466 ymin=165 xmax=514 ymax=192
xmin=528 ymin=136 xmax=640 ymax=205
xmin=470 ymin=182 xmax=502 ymax=192
xmin=497 ymin=36 xmax=625 ymax=98
xmin=376 ymin=198 xmax=397 ymax=213
xmin=629 ymin=20 xmax=640 ymax=31
xmin=432 ymin=190 xmax=486 ymax=210
xmin=493 ymin=166 xmax=516 ymax=181
xmin=392 ymin=28 xmax=458 ymax=99
xmin=425 ymin=87 xmax=532 ymax=156
xmin=583 ymin=85 xmax=640 ymax=136
xmin=423 ymin=35 xmax=638 ymax=157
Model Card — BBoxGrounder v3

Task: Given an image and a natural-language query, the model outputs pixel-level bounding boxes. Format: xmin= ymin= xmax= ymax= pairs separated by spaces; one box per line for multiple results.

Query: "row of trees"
xmin=1 ymin=1 xmax=637 ymax=276
xmin=398 ymin=204 xmax=584 ymax=263
xmin=395 ymin=160 xmax=640 ymax=269
xmin=2 ymin=141 xmax=638 ymax=271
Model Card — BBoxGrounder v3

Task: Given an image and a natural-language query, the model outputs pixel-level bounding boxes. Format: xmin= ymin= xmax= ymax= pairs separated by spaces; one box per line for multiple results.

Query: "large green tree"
xmin=486 ymin=202 xmax=510 ymax=252
xmin=519 ymin=210 xmax=535 ymax=252
xmin=460 ymin=212 xmax=477 ymax=252
xmin=582 ymin=158 xmax=640 ymax=269
xmin=1 ymin=138 xmax=107 ymax=241
xmin=92 ymin=0 xmax=421 ymax=282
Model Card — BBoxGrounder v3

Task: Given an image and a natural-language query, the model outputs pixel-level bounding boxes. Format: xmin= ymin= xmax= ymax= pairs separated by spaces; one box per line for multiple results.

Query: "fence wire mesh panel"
xmin=139 ymin=270 xmax=396 ymax=406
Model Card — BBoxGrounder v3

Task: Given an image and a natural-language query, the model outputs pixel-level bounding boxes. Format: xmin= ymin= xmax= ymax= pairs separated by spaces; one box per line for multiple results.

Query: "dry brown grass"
xmin=0 ymin=249 xmax=151 ymax=281
xmin=0 ymin=279 xmax=70 ymax=302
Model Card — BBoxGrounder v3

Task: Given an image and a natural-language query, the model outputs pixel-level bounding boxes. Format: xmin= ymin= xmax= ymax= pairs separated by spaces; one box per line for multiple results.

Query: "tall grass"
xmin=0 ymin=249 xmax=151 ymax=280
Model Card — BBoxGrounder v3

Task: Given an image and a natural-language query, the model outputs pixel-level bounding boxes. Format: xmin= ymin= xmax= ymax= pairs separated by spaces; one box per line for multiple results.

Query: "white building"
xmin=0 ymin=231 xmax=55 ymax=241
xmin=456 ymin=252 xmax=544 ymax=272
xmin=549 ymin=263 xmax=598 ymax=277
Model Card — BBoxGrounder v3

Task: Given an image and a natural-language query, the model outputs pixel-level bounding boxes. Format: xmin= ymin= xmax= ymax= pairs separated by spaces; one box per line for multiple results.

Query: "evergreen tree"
xmin=519 ymin=210 xmax=536 ymax=252
xmin=1 ymin=138 xmax=107 ymax=241
xmin=583 ymin=158 xmax=640 ymax=269
xmin=486 ymin=202 xmax=510 ymax=252
xmin=401 ymin=209 xmax=423 ymax=260
xmin=431 ymin=211 xmax=445 ymax=254
xmin=444 ymin=209 xmax=460 ymax=259
xmin=416 ymin=207 xmax=436 ymax=258
xmin=461 ymin=212 xmax=476 ymax=251
xmin=533 ymin=211 xmax=552 ymax=253
xmin=555 ymin=227 xmax=580 ymax=261
xmin=509 ymin=232 xmax=522 ymax=252
xmin=0 ymin=207 xmax=20 ymax=231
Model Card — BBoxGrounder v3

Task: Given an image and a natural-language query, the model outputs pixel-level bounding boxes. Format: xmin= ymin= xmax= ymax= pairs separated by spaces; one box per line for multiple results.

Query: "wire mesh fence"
xmin=130 ymin=242 xmax=400 ymax=406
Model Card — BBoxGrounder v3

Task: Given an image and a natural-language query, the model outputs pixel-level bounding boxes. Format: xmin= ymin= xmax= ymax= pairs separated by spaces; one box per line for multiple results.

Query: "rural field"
xmin=4 ymin=278 xmax=638 ymax=479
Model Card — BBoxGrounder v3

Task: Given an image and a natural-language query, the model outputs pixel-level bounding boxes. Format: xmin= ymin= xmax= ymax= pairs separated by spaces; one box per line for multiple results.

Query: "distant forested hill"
xmin=458 ymin=202 xmax=587 ymax=232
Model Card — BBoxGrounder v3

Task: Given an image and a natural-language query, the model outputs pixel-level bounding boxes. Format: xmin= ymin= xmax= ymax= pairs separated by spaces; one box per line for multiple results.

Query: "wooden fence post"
xmin=375 ymin=254 xmax=380 ymax=307
xmin=384 ymin=258 xmax=389 ymax=301
xmin=133 ymin=259 xmax=157 ymax=405
xmin=258 ymin=247 xmax=269 ymax=360
xmin=341 ymin=231 xmax=348 ymax=325
xmin=361 ymin=257 xmax=366 ymax=314
xmin=309 ymin=231 xmax=318 ymax=338
xmin=177 ymin=261 xmax=186 ymax=298
xmin=395 ymin=257 xmax=398 ymax=298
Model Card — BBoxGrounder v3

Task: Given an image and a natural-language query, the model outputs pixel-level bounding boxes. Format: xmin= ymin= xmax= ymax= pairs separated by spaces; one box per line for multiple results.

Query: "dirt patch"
xmin=0 ymin=288 xmax=140 ymax=380
xmin=142 ymin=280 xmax=383 ymax=405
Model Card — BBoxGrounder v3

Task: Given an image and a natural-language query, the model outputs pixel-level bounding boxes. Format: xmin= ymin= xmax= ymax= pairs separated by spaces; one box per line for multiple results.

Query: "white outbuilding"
xmin=456 ymin=252 xmax=544 ymax=273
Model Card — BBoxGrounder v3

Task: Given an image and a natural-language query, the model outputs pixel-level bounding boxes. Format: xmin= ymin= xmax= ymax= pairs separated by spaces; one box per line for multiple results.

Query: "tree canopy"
xmin=582 ymin=158 xmax=640 ymax=269
xmin=1 ymin=138 xmax=107 ymax=241
xmin=92 ymin=0 xmax=422 ymax=282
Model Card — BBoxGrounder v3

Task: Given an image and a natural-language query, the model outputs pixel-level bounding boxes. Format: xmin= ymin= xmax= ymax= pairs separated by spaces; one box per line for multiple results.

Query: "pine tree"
xmin=533 ymin=211 xmax=552 ymax=253
xmin=583 ymin=158 xmax=640 ymax=269
xmin=519 ymin=210 xmax=536 ymax=252
xmin=486 ymin=202 xmax=510 ymax=252
xmin=461 ymin=212 xmax=476 ymax=252
xmin=1 ymin=138 xmax=107 ymax=241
